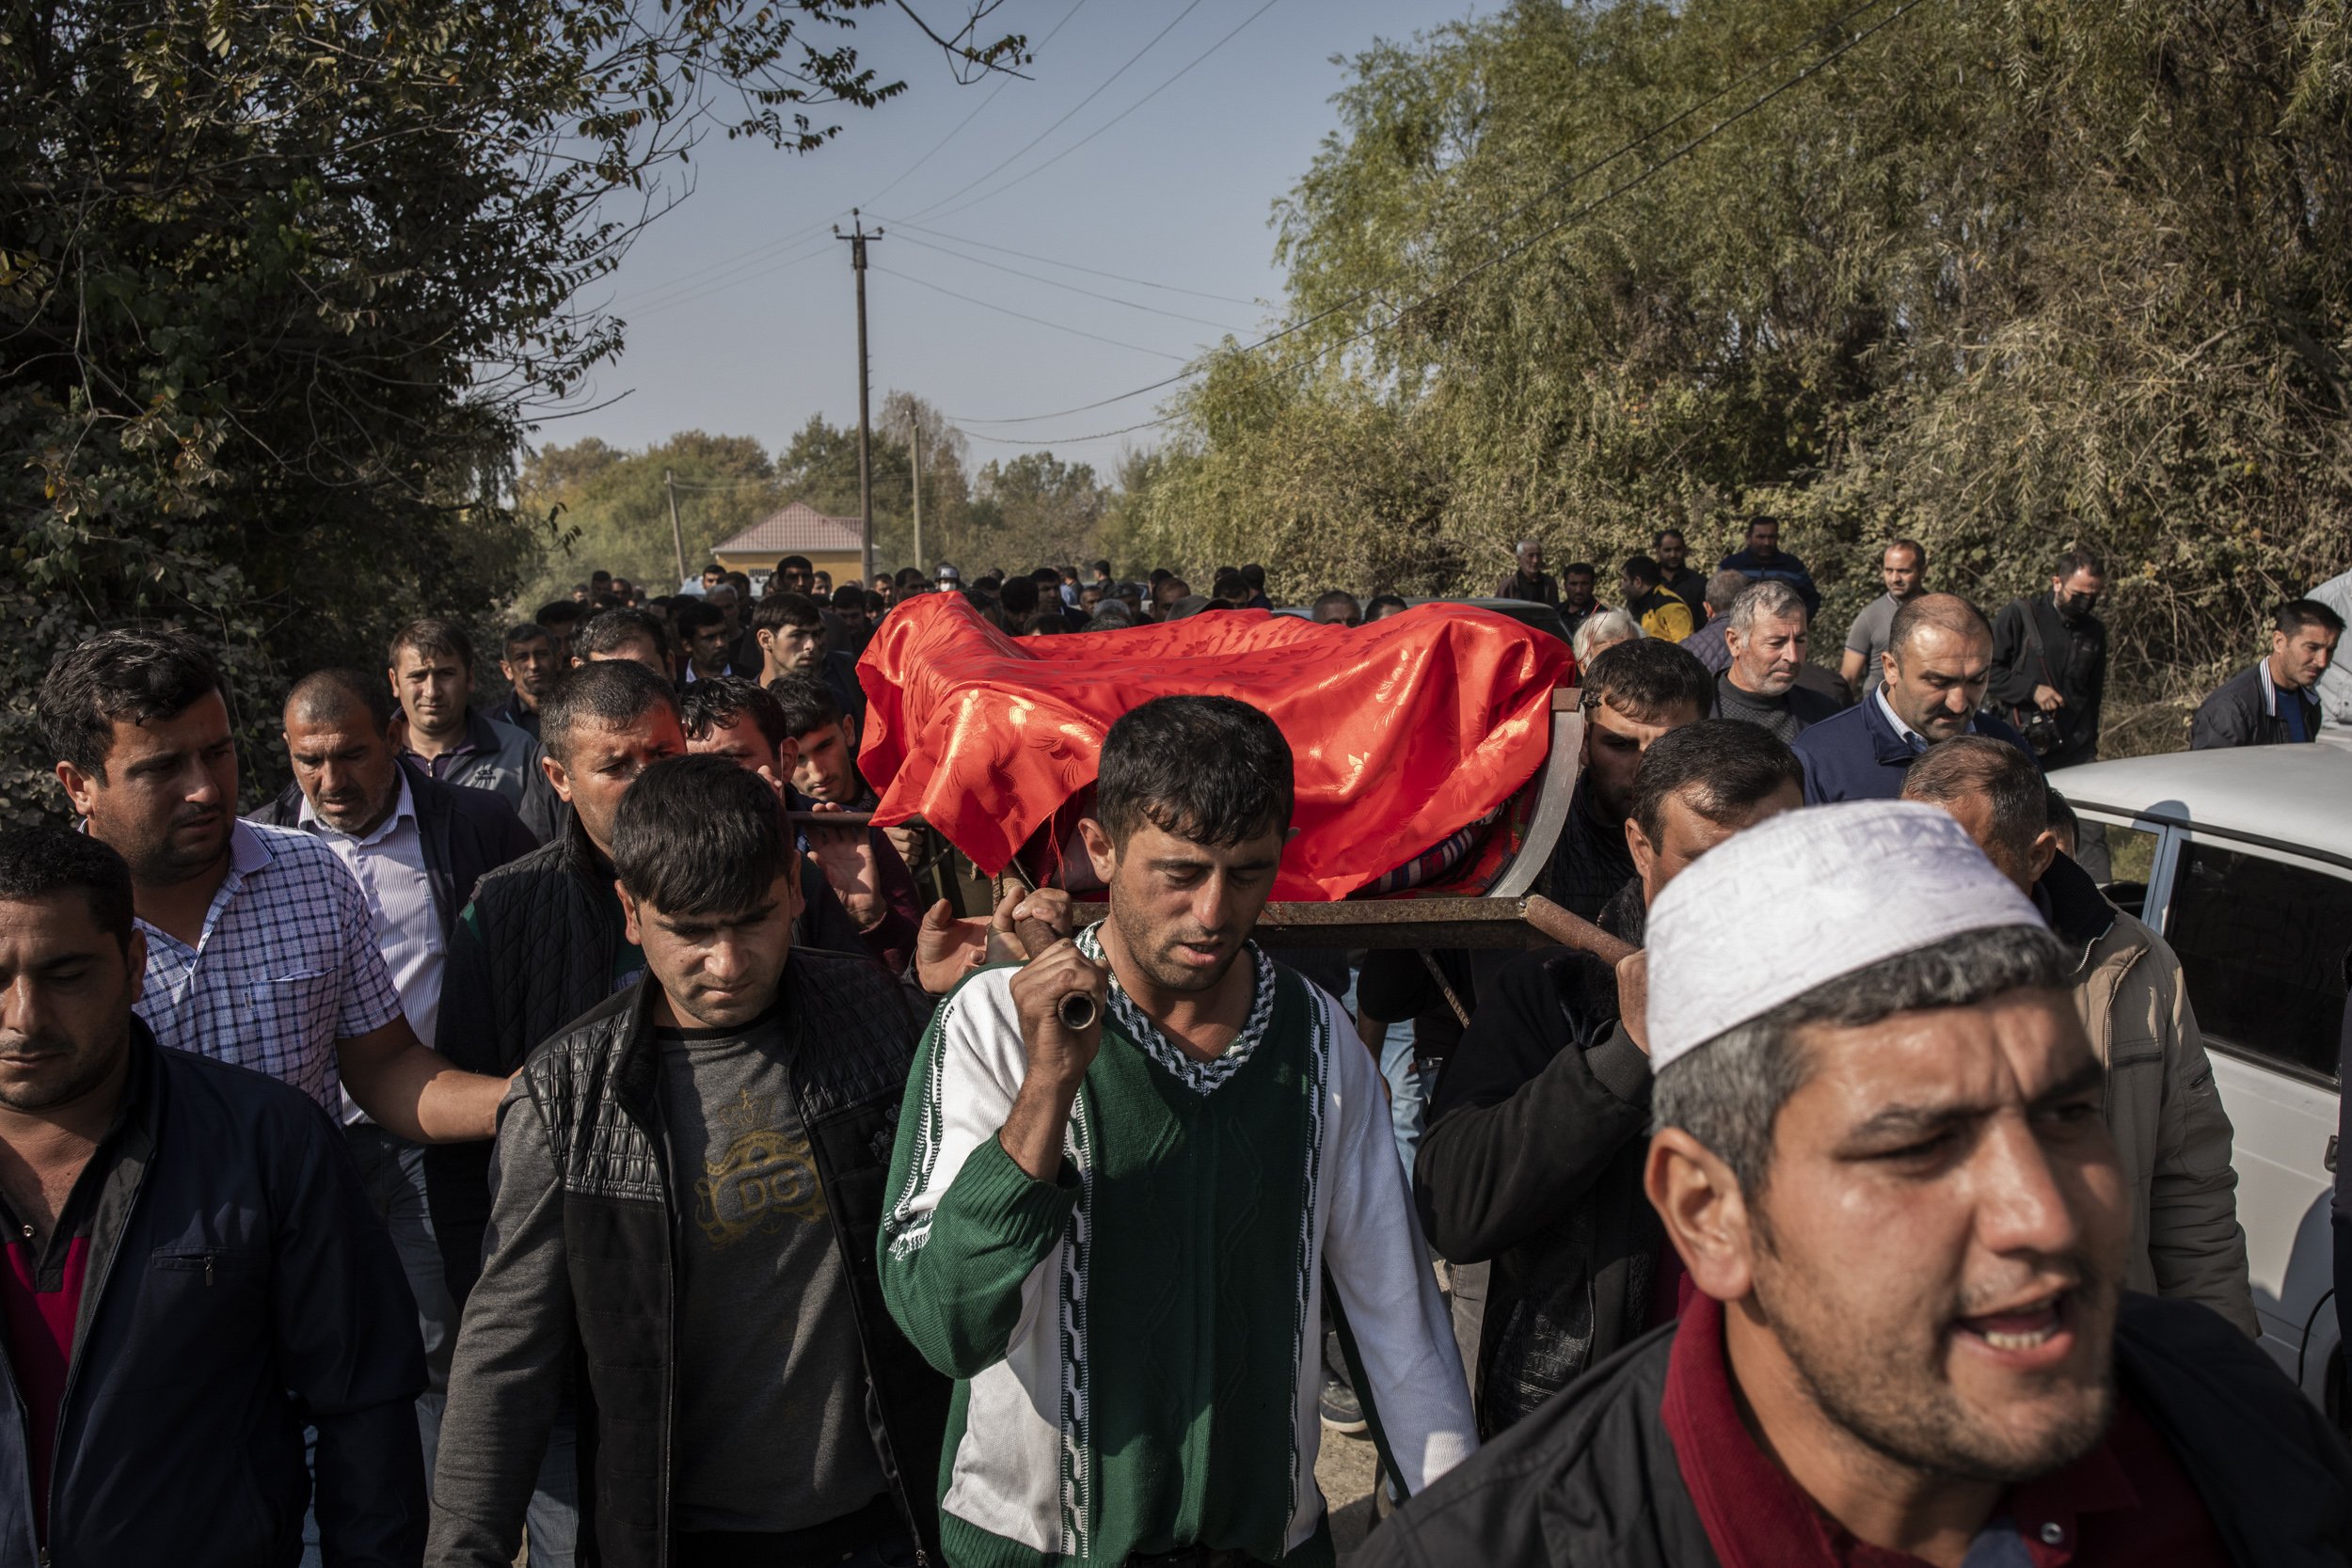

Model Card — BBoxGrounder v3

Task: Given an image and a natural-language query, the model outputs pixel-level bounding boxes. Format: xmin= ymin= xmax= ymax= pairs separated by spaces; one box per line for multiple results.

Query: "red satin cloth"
xmin=856 ymin=595 xmax=1575 ymax=901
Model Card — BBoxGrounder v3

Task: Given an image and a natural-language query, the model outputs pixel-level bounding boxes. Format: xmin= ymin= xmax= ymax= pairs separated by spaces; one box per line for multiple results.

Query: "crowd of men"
xmin=0 ymin=518 xmax=2347 ymax=1568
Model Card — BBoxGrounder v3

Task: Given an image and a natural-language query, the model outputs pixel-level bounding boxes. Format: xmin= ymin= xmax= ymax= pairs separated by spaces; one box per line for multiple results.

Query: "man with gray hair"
xmin=1365 ymin=801 xmax=2347 ymax=1566
xmin=1498 ymin=538 xmax=1560 ymax=606
xmin=1677 ymin=569 xmax=1751 ymax=675
xmin=1901 ymin=737 xmax=2255 ymax=1335
xmin=1710 ymin=580 xmax=1839 ymax=744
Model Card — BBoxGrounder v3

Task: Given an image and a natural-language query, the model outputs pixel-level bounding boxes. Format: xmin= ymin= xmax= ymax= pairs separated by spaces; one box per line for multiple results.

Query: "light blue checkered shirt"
xmin=135 ymin=819 xmax=405 ymax=1113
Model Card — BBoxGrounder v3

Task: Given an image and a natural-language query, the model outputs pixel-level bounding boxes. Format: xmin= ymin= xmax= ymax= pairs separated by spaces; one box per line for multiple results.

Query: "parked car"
xmin=2049 ymin=736 xmax=2352 ymax=1420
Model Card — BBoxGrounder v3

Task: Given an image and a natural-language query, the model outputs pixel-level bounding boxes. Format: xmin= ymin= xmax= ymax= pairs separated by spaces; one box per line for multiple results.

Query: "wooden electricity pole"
xmin=663 ymin=467 xmax=687 ymax=587
xmin=911 ymin=416 xmax=925 ymax=575
xmin=835 ymin=210 xmax=882 ymax=585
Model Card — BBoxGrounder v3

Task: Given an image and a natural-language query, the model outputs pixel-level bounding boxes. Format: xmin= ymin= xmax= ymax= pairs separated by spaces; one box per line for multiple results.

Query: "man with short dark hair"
xmin=1677 ymin=569 xmax=1750 ymax=675
xmin=389 ymin=618 xmax=562 ymax=841
xmin=1903 ymin=737 xmax=2256 ymax=1335
xmin=1841 ymin=538 xmax=1929 ymax=701
xmin=1545 ymin=639 xmax=1714 ymax=920
xmin=881 ymin=696 xmax=1475 ymax=1566
xmin=833 ymin=582 xmax=877 ymax=652
xmin=775 ymin=554 xmax=815 ymax=595
xmin=1991 ymin=547 xmax=2109 ymax=768
xmin=1311 ymin=589 xmax=1362 ymax=627
xmin=1792 ymin=593 xmax=2038 ymax=802
xmin=1621 ymin=555 xmax=1695 ymax=641
xmin=2191 ymin=598 xmax=2344 ymax=748
xmin=574 ymin=605 xmax=673 ymax=678
xmin=1239 ymin=562 xmax=1274 ymax=611
xmin=1417 ymin=721 xmax=1803 ymax=1435
xmin=1368 ymin=801 xmax=2348 ymax=1567
xmin=490 ymin=622 xmax=557 ymax=737
xmin=0 ymin=825 xmax=428 ymax=1565
xmin=1365 ymin=593 xmax=1410 ymax=623
xmin=681 ymin=676 xmax=920 ymax=975
xmin=698 ymin=562 xmax=725 ymax=594
xmin=533 ymin=599 xmax=582 ymax=669
xmin=38 ymin=629 xmax=507 ymax=1142
xmin=1653 ymin=530 xmax=1707 ymax=610
xmin=254 ymin=668 xmax=535 ymax=1494
xmin=1711 ymin=581 xmax=1839 ymax=744
xmin=753 ymin=591 xmax=866 ymax=726
xmin=673 ymin=597 xmax=733 ymax=683
xmin=1499 ymin=540 xmax=1559 ymax=607
xmin=431 ymin=758 xmax=952 ymax=1567
xmin=1712 ymin=512 xmax=1820 ymax=615
xmin=1559 ymin=562 xmax=1602 ymax=636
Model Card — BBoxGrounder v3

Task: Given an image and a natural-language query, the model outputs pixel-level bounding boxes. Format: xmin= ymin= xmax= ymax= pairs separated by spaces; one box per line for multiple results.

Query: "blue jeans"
xmin=306 ymin=1126 xmax=579 ymax=1566
xmin=1375 ymin=1024 xmax=1430 ymax=1183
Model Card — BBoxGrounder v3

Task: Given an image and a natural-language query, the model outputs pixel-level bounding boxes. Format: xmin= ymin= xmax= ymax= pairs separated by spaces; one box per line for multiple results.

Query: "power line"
xmin=883 ymin=215 xmax=1263 ymax=306
xmin=947 ymin=0 xmax=1914 ymax=430
xmin=896 ymin=0 xmax=1209 ymax=224
xmin=863 ymin=0 xmax=1096 ymax=209
xmin=621 ymin=230 xmax=842 ymax=317
xmin=889 ymin=230 xmax=1252 ymax=332
xmin=873 ymin=263 xmax=1195 ymax=360
xmin=919 ymin=0 xmax=1283 ymax=227
xmin=951 ymin=0 xmax=1937 ymax=446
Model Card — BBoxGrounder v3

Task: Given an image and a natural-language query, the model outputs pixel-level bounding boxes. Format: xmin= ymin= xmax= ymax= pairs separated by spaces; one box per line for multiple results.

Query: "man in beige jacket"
xmin=1903 ymin=736 xmax=2258 ymax=1334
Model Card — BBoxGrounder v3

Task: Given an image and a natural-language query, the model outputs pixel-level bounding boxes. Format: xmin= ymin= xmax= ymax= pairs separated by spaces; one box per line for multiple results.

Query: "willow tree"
xmin=1127 ymin=0 xmax=2352 ymax=741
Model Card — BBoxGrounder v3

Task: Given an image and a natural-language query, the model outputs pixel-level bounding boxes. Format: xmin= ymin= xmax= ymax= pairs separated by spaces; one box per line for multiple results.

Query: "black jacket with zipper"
xmin=1416 ymin=916 xmax=1659 ymax=1438
xmin=1361 ymin=1292 xmax=2352 ymax=1567
xmin=0 ymin=1022 xmax=424 ymax=1567
xmin=253 ymin=756 xmax=539 ymax=946
xmin=424 ymin=811 xmax=871 ymax=1302
xmin=426 ymin=953 xmax=950 ymax=1568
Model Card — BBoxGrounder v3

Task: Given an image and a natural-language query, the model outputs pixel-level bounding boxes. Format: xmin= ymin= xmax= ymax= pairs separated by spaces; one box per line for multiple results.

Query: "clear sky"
xmin=544 ymin=0 xmax=1477 ymax=477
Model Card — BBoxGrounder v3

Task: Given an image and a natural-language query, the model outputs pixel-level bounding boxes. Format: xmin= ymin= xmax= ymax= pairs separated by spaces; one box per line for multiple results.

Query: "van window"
xmin=2166 ymin=841 xmax=2352 ymax=1085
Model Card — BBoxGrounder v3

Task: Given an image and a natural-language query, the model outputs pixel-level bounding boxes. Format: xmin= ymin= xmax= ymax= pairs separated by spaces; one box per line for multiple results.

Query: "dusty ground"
xmin=1316 ymin=1419 xmax=1383 ymax=1561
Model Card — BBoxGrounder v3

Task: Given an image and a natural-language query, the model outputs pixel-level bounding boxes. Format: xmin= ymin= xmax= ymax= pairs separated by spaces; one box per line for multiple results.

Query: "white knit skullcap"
xmin=1645 ymin=800 xmax=2047 ymax=1071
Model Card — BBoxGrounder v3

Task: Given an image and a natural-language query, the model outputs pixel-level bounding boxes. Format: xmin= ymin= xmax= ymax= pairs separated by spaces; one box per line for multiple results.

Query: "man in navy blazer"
xmin=1792 ymin=594 xmax=2038 ymax=802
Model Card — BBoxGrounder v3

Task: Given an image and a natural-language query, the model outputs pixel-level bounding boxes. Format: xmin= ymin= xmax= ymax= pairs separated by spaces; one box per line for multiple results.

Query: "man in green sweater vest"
xmin=881 ymin=695 xmax=1477 ymax=1567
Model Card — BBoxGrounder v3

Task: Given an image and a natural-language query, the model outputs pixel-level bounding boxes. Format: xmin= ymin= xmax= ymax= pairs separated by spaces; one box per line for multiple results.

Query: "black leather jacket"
xmin=427 ymin=956 xmax=950 ymax=1568
xmin=424 ymin=813 xmax=870 ymax=1301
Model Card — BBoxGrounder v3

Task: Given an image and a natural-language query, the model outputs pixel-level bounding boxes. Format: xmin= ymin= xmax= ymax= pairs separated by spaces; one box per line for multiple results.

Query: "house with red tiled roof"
xmin=710 ymin=500 xmax=865 ymax=585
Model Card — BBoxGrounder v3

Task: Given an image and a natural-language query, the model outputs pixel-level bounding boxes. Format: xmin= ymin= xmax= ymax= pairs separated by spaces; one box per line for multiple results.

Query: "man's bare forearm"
xmin=341 ymin=1024 xmax=508 ymax=1142
xmin=997 ymin=1069 xmax=1084 ymax=1181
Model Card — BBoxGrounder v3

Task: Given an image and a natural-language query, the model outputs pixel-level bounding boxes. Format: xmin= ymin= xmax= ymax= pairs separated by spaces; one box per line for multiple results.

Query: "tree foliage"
xmin=1122 ymin=0 xmax=2352 ymax=747
xmin=2 ymin=0 xmax=1020 ymax=820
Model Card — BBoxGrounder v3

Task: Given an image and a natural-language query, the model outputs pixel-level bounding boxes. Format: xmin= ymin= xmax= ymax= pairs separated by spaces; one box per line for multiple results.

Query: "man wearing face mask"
xmin=1366 ymin=802 xmax=2349 ymax=1568
xmin=1417 ymin=721 xmax=1804 ymax=1435
xmin=1990 ymin=548 xmax=2109 ymax=769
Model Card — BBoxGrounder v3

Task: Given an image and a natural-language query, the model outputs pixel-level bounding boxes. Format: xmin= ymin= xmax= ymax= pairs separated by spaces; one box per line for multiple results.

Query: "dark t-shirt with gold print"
xmin=655 ymin=1003 xmax=885 ymax=1533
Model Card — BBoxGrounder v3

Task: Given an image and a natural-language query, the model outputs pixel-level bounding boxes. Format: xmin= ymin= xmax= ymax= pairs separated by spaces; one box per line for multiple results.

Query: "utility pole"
xmin=835 ymin=209 xmax=882 ymax=585
xmin=662 ymin=467 xmax=687 ymax=587
xmin=910 ymin=416 xmax=925 ymax=574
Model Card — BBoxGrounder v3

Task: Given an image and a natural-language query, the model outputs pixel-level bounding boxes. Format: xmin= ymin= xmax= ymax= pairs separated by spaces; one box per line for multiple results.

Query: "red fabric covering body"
xmin=856 ymin=595 xmax=1575 ymax=901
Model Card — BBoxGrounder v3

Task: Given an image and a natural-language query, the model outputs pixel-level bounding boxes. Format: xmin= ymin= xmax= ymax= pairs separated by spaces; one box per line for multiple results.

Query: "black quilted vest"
xmin=524 ymin=950 xmax=949 ymax=1568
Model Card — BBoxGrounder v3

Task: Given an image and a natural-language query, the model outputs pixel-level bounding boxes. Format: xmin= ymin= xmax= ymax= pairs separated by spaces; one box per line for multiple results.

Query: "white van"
xmin=2049 ymin=738 xmax=2352 ymax=1418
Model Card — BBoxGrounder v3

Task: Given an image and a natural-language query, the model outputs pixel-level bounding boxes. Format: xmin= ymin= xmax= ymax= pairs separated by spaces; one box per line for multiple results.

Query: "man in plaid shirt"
xmin=40 ymin=629 xmax=508 ymax=1142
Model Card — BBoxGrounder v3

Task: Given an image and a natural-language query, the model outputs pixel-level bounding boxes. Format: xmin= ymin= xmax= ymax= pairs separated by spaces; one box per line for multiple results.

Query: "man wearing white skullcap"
xmin=1365 ymin=801 xmax=2351 ymax=1568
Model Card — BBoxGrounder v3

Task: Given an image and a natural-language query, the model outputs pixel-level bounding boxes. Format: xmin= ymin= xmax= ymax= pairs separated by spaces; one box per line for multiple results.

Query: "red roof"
xmin=712 ymin=500 xmax=864 ymax=557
